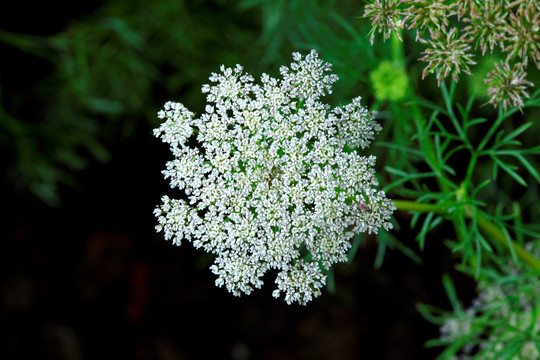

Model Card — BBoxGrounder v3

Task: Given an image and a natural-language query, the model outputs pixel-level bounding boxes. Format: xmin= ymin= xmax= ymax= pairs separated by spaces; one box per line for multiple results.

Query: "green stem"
xmin=393 ymin=200 xmax=445 ymax=214
xmin=390 ymin=32 xmax=404 ymax=63
xmin=463 ymin=151 xmax=478 ymax=191
xmin=407 ymin=102 xmax=468 ymax=252
xmin=474 ymin=212 xmax=540 ymax=271
xmin=394 ymin=199 xmax=540 ymax=271
xmin=410 ymin=105 xmax=449 ymax=191
xmin=477 ymin=109 xmax=506 ymax=152
xmin=441 ymin=82 xmax=466 ymax=141
xmin=0 ymin=30 xmax=56 ymax=59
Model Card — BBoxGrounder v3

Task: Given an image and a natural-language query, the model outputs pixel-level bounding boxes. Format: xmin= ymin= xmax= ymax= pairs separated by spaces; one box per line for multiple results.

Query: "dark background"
xmin=0 ymin=1 xmax=472 ymax=359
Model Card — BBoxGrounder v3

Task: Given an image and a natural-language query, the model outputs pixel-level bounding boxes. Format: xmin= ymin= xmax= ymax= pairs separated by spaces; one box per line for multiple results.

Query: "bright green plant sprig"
xmin=382 ymin=81 xmax=540 ymax=272
xmin=376 ymin=78 xmax=540 ymax=357
xmin=364 ymin=3 xmax=540 ymax=356
xmin=374 ymin=74 xmax=540 ymax=357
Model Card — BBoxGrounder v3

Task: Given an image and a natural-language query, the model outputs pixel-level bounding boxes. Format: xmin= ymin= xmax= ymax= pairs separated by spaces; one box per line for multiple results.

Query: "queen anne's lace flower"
xmin=154 ymin=50 xmax=395 ymax=305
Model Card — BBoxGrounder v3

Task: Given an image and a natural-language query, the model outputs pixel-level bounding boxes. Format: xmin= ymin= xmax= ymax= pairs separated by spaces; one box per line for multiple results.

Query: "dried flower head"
xmin=419 ymin=27 xmax=476 ymax=85
xmin=364 ymin=0 xmax=405 ymax=44
xmin=484 ymin=60 xmax=534 ymax=111
xmin=504 ymin=2 xmax=540 ymax=67
xmin=154 ymin=50 xmax=395 ymax=305
xmin=403 ymin=0 xmax=457 ymax=39
xmin=464 ymin=0 xmax=508 ymax=55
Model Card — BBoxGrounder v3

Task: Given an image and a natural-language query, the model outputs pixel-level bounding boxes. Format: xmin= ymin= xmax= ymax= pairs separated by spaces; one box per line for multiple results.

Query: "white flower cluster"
xmin=154 ymin=50 xmax=395 ymax=305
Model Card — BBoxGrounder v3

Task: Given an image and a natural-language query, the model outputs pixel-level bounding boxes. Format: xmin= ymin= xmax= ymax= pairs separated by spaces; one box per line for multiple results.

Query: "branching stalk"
xmin=393 ymin=199 xmax=540 ymax=271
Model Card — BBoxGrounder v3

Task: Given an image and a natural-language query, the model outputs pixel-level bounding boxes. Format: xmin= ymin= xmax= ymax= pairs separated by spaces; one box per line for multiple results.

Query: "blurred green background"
xmin=0 ymin=1 xmax=484 ymax=359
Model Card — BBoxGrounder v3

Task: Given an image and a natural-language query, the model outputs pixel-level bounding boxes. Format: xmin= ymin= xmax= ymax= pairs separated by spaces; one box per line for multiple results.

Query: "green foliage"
xmin=1 ymin=0 xmax=261 ymax=204
xmin=385 ymin=81 xmax=540 ymax=268
xmin=364 ymin=3 xmax=540 ymax=356
xmin=418 ymin=260 xmax=540 ymax=360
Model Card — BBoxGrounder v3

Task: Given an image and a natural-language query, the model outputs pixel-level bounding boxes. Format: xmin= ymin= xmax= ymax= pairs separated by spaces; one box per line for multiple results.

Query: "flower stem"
xmin=393 ymin=199 xmax=540 ymax=271
xmin=393 ymin=200 xmax=444 ymax=214
xmin=474 ymin=212 xmax=540 ymax=271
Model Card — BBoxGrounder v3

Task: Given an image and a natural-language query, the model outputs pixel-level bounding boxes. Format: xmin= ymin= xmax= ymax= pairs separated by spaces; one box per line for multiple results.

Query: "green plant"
xmin=365 ymin=0 xmax=540 ymax=357
xmin=0 ymin=0 xmax=261 ymax=205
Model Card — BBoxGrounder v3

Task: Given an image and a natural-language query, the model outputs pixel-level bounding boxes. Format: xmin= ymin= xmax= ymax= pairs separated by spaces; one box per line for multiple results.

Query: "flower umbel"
xmin=402 ymin=0 xmax=457 ymax=39
xmin=419 ymin=27 xmax=476 ymax=85
xmin=154 ymin=50 xmax=395 ymax=305
xmin=504 ymin=2 xmax=540 ymax=67
xmin=364 ymin=0 xmax=405 ymax=44
xmin=463 ymin=0 xmax=507 ymax=55
xmin=484 ymin=60 xmax=533 ymax=111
